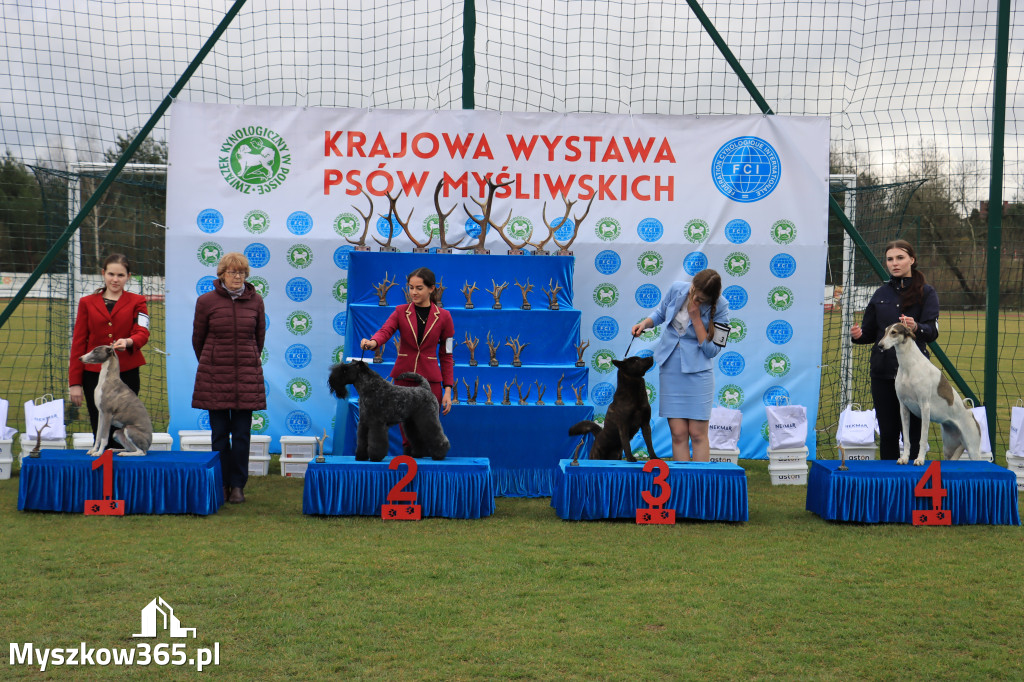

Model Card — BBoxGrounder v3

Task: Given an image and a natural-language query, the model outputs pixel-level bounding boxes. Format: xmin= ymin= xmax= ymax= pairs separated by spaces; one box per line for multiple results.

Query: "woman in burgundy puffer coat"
xmin=192 ymin=252 xmax=266 ymax=504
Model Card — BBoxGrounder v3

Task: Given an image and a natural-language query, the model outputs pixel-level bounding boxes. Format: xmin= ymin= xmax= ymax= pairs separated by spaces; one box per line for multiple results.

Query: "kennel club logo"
xmin=219 ymin=125 xmax=291 ymax=194
xmin=286 ymin=378 xmax=312 ymax=402
xmin=767 ymin=286 xmax=794 ymax=311
xmin=591 ymin=349 xmax=617 ymax=373
xmin=724 ymin=251 xmax=751 ymax=277
xmin=286 ymin=311 xmax=312 ymax=335
xmin=728 ymin=318 xmax=747 ymax=343
xmin=764 ymin=352 xmax=792 ymax=378
xmin=248 ymin=276 xmax=269 ymax=298
xmin=593 ymin=283 xmax=619 ymax=307
xmin=196 ymin=242 xmax=223 ymax=267
xmin=287 ymin=244 xmax=313 ymax=269
xmin=771 ymin=219 xmax=797 ymax=245
xmin=595 ymin=217 xmax=621 ymax=241
xmin=637 ymin=251 xmax=664 ymax=276
xmin=243 ymin=209 xmax=270 ymax=234
xmin=683 ymin=219 xmax=710 ymax=243
xmin=334 ymin=212 xmax=360 ymax=238
xmin=718 ymin=383 xmax=744 ymax=408
xmin=507 ymin=216 xmax=533 ymax=241
xmin=332 ymin=279 xmax=348 ymax=303
xmin=711 ymin=136 xmax=782 ymax=203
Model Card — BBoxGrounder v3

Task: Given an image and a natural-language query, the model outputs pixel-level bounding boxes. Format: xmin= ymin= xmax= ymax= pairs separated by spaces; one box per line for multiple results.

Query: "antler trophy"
xmin=374 ymin=190 xmax=408 ymax=252
xmin=374 ymin=271 xmax=397 ymax=306
xmin=515 ymin=378 xmax=531 ymax=406
xmin=534 ymin=380 xmax=545 ymax=406
xmin=484 ymin=383 xmax=493 ymax=405
xmin=451 ymin=380 xmax=459 ymax=405
xmin=486 ymin=331 xmax=500 ymax=367
xmin=514 ymin=278 xmax=534 ymax=310
xmin=454 ymin=175 xmax=514 ymax=255
xmin=488 ymin=279 xmax=509 ymax=309
xmin=555 ymin=373 xmax=565 ymax=406
xmin=463 ymin=331 xmax=480 ymax=366
xmin=462 ymin=281 xmax=479 ymax=309
xmin=315 ymin=428 xmax=327 ymax=463
xmin=462 ymin=377 xmax=479 ymax=405
xmin=542 ymin=278 xmax=563 ymax=310
xmin=575 ymin=339 xmax=590 ymax=367
xmin=552 ymin=195 xmax=594 ymax=255
xmin=505 ymin=335 xmax=529 ymax=368
xmin=346 ymin=189 xmax=374 ymax=251
xmin=502 ymin=379 xmax=514 ymax=406
xmin=388 ymin=189 xmax=433 ymax=253
xmin=433 ymin=178 xmax=464 ymax=253
xmin=572 ymin=384 xmax=585 ymax=406
xmin=435 ymin=277 xmax=445 ymax=308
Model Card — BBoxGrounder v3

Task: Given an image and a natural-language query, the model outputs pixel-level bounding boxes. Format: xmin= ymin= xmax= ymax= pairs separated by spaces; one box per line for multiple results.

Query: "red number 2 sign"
xmin=636 ymin=458 xmax=675 ymax=525
xmin=84 ymin=449 xmax=124 ymax=516
xmin=913 ymin=460 xmax=951 ymax=526
xmin=381 ymin=455 xmax=422 ymax=521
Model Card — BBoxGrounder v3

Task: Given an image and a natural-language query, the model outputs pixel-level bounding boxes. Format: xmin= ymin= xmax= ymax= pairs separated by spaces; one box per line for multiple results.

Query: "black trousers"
xmin=871 ymin=375 xmax=923 ymax=460
xmin=209 ymin=409 xmax=252 ymax=490
xmin=81 ymin=368 xmax=141 ymax=443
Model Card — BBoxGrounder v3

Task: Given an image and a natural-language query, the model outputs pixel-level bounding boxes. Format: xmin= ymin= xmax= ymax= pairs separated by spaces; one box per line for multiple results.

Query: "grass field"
xmin=1 ymin=459 xmax=1021 ymax=680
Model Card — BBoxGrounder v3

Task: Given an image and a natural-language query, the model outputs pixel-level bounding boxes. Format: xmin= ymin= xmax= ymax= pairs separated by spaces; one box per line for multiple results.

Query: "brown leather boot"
xmin=228 ymin=487 xmax=245 ymax=503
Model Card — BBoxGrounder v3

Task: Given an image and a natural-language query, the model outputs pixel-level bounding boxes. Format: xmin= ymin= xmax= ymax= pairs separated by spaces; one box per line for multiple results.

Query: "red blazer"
xmin=371 ymin=303 xmax=455 ymax=386
xmin=69 ymin=291 xmax=150 ymax=385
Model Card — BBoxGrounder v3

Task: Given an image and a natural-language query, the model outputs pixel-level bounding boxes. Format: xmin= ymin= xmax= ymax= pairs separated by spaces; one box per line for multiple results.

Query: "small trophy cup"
xmin=514 ymin=278 xmax=533 ymax=310
xmin=462 ymin=281 xmax=479 ymax=309
xmin=315 ymin=429 xmax=327 ymax=463
xmin=574 ymin=339 xmax=590 ymax=367
xmin=488 ymin=279 xmax=509 ymax=309
xmin=506 ymin=335 xmax=529 ymax=368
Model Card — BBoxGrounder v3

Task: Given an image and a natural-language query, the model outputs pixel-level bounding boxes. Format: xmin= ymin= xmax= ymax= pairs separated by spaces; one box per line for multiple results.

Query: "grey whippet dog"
xmin=79 ymin=344 xmax=153 ymax=456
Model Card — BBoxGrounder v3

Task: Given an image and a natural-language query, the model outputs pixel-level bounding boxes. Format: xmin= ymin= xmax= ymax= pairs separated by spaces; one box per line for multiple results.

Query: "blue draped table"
xmin=336 ymin=400 xmax=594 ymax=498
xmin=302 ymin=455 xmax=495 ymax=519
xmin=806 ymin=460 xmax=1020 ymax=525
xmin=551 ymin=459 xmax=749 ymax=522
xmin=18 ymin=449 xmax=223 ymax=516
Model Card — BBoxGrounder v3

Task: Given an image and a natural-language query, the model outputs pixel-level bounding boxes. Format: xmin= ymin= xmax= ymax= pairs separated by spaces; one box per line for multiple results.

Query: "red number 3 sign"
xmin=636 ymin=458 xmax=675 ymax=525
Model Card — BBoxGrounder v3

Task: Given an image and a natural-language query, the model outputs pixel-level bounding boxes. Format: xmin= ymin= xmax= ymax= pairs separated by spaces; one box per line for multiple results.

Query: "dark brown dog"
xmin=569 ymin=355 xmax=656 ymax=461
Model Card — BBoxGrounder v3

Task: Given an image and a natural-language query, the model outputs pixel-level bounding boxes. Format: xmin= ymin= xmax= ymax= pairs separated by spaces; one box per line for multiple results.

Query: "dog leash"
xmin=623 ymin=333 xmax=637 ymax=358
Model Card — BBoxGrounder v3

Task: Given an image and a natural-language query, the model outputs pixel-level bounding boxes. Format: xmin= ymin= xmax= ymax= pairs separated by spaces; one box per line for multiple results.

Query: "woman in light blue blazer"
xmin=631 ymin=269 xmax=730 ymax=461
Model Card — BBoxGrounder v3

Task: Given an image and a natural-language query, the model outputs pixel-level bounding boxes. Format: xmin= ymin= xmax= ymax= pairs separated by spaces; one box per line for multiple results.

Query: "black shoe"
xmin=228 ymin=487 xmax=245 ymax=504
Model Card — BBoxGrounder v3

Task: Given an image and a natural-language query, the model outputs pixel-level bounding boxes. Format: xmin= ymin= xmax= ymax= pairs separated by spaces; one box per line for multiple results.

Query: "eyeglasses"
xmin=225 ymin=270 xmax=247 ymax=278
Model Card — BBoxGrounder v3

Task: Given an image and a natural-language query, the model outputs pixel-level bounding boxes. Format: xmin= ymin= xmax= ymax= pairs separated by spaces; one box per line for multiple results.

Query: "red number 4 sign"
xmin=913 ymin=461 xmax=951 ymax=526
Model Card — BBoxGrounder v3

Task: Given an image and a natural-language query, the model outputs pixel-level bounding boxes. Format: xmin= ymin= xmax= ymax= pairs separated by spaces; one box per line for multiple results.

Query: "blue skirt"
xmin=658 ymin=347 xmax=714 ymax=420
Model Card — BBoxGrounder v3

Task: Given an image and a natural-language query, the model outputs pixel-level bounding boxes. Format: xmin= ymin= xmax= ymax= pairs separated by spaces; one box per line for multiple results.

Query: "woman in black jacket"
xmin=850 ymin=239 xmax=940 ymax=461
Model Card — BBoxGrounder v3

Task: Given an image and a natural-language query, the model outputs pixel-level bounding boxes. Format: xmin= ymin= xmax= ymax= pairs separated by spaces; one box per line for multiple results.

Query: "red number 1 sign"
xmin=84 ymin=449 xmax=124 ymax=516
xmin=381 ymin=455 xmax=422 ymax=521
xmin=636 ymin=458 xmax=676 ymax=524
xmin=913 ymin=460 xmax=950 ymax=526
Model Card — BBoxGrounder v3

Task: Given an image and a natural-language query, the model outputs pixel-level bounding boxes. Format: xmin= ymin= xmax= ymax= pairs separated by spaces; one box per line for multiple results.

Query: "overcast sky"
xmin=1 ymin=0 xmax=1020 ymax=197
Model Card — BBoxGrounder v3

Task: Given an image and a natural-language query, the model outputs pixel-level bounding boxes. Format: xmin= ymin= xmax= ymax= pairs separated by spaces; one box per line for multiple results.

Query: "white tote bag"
xmin=836 ymin=404 xmax=876 ymax=447
xmin=963 ymin=400 xmax=992 ymax=454
xmin=23 ymin=395 xmax=66 ymax=440
xmin=1009 ymin=401 xmax=1024 ymax=457
xmin=766 ymin=401 xmax=808 ymax=450
xmin=0 ymin=397 xmax=17 ymax=440
xmin=708 ymin=406 xmax=742 ymax=450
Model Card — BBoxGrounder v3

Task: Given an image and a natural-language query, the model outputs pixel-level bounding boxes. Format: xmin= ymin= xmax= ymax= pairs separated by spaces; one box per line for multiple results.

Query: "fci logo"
xmin=243 ymin=209 xmax=270 ymax=234
xmin=219 ymin=126 xmax=291 ymax=195
xmin=683 ymin=218 xmax=710 ymax=243
xmin=196 ymin=242 xmax=223 ymax=267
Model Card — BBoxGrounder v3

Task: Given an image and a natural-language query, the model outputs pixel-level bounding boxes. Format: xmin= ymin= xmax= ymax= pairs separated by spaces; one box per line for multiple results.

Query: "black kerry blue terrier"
xmin=328 ymin=360 xmax=450 ymax=461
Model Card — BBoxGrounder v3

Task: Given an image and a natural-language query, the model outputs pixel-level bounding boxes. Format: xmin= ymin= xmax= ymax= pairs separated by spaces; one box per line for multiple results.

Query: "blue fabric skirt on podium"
xmin=18 ymin=450 xmax=223 ymax=515
xmin=806 ymin=460 xmax=1020 ymax=525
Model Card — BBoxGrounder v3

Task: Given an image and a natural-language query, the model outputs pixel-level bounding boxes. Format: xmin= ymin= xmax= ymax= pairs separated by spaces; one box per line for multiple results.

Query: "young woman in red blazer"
xmin=69 ymin=253 xmax=150 ymax=435
xmin=360 ymin=267 xmax=455 ymax=415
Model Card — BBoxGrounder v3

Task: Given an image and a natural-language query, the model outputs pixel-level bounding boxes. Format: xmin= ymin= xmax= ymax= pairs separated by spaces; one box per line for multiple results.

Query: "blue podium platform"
xmin=806 ymin=459 xmax=1021 ymax=525
xmin=336 ymin=400 xmax=594 ymax=498
xmin=18 ymin=450 xmax=223 ymax=516
xmin=302 ymin=455 xmax=495 ymax=519
xmin=551 ymin=459 xmax=749 ymax=522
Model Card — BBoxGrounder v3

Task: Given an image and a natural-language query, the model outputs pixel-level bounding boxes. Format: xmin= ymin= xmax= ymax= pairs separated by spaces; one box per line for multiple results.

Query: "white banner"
xmin=167 ymin=103 xmax=829 ymax=456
